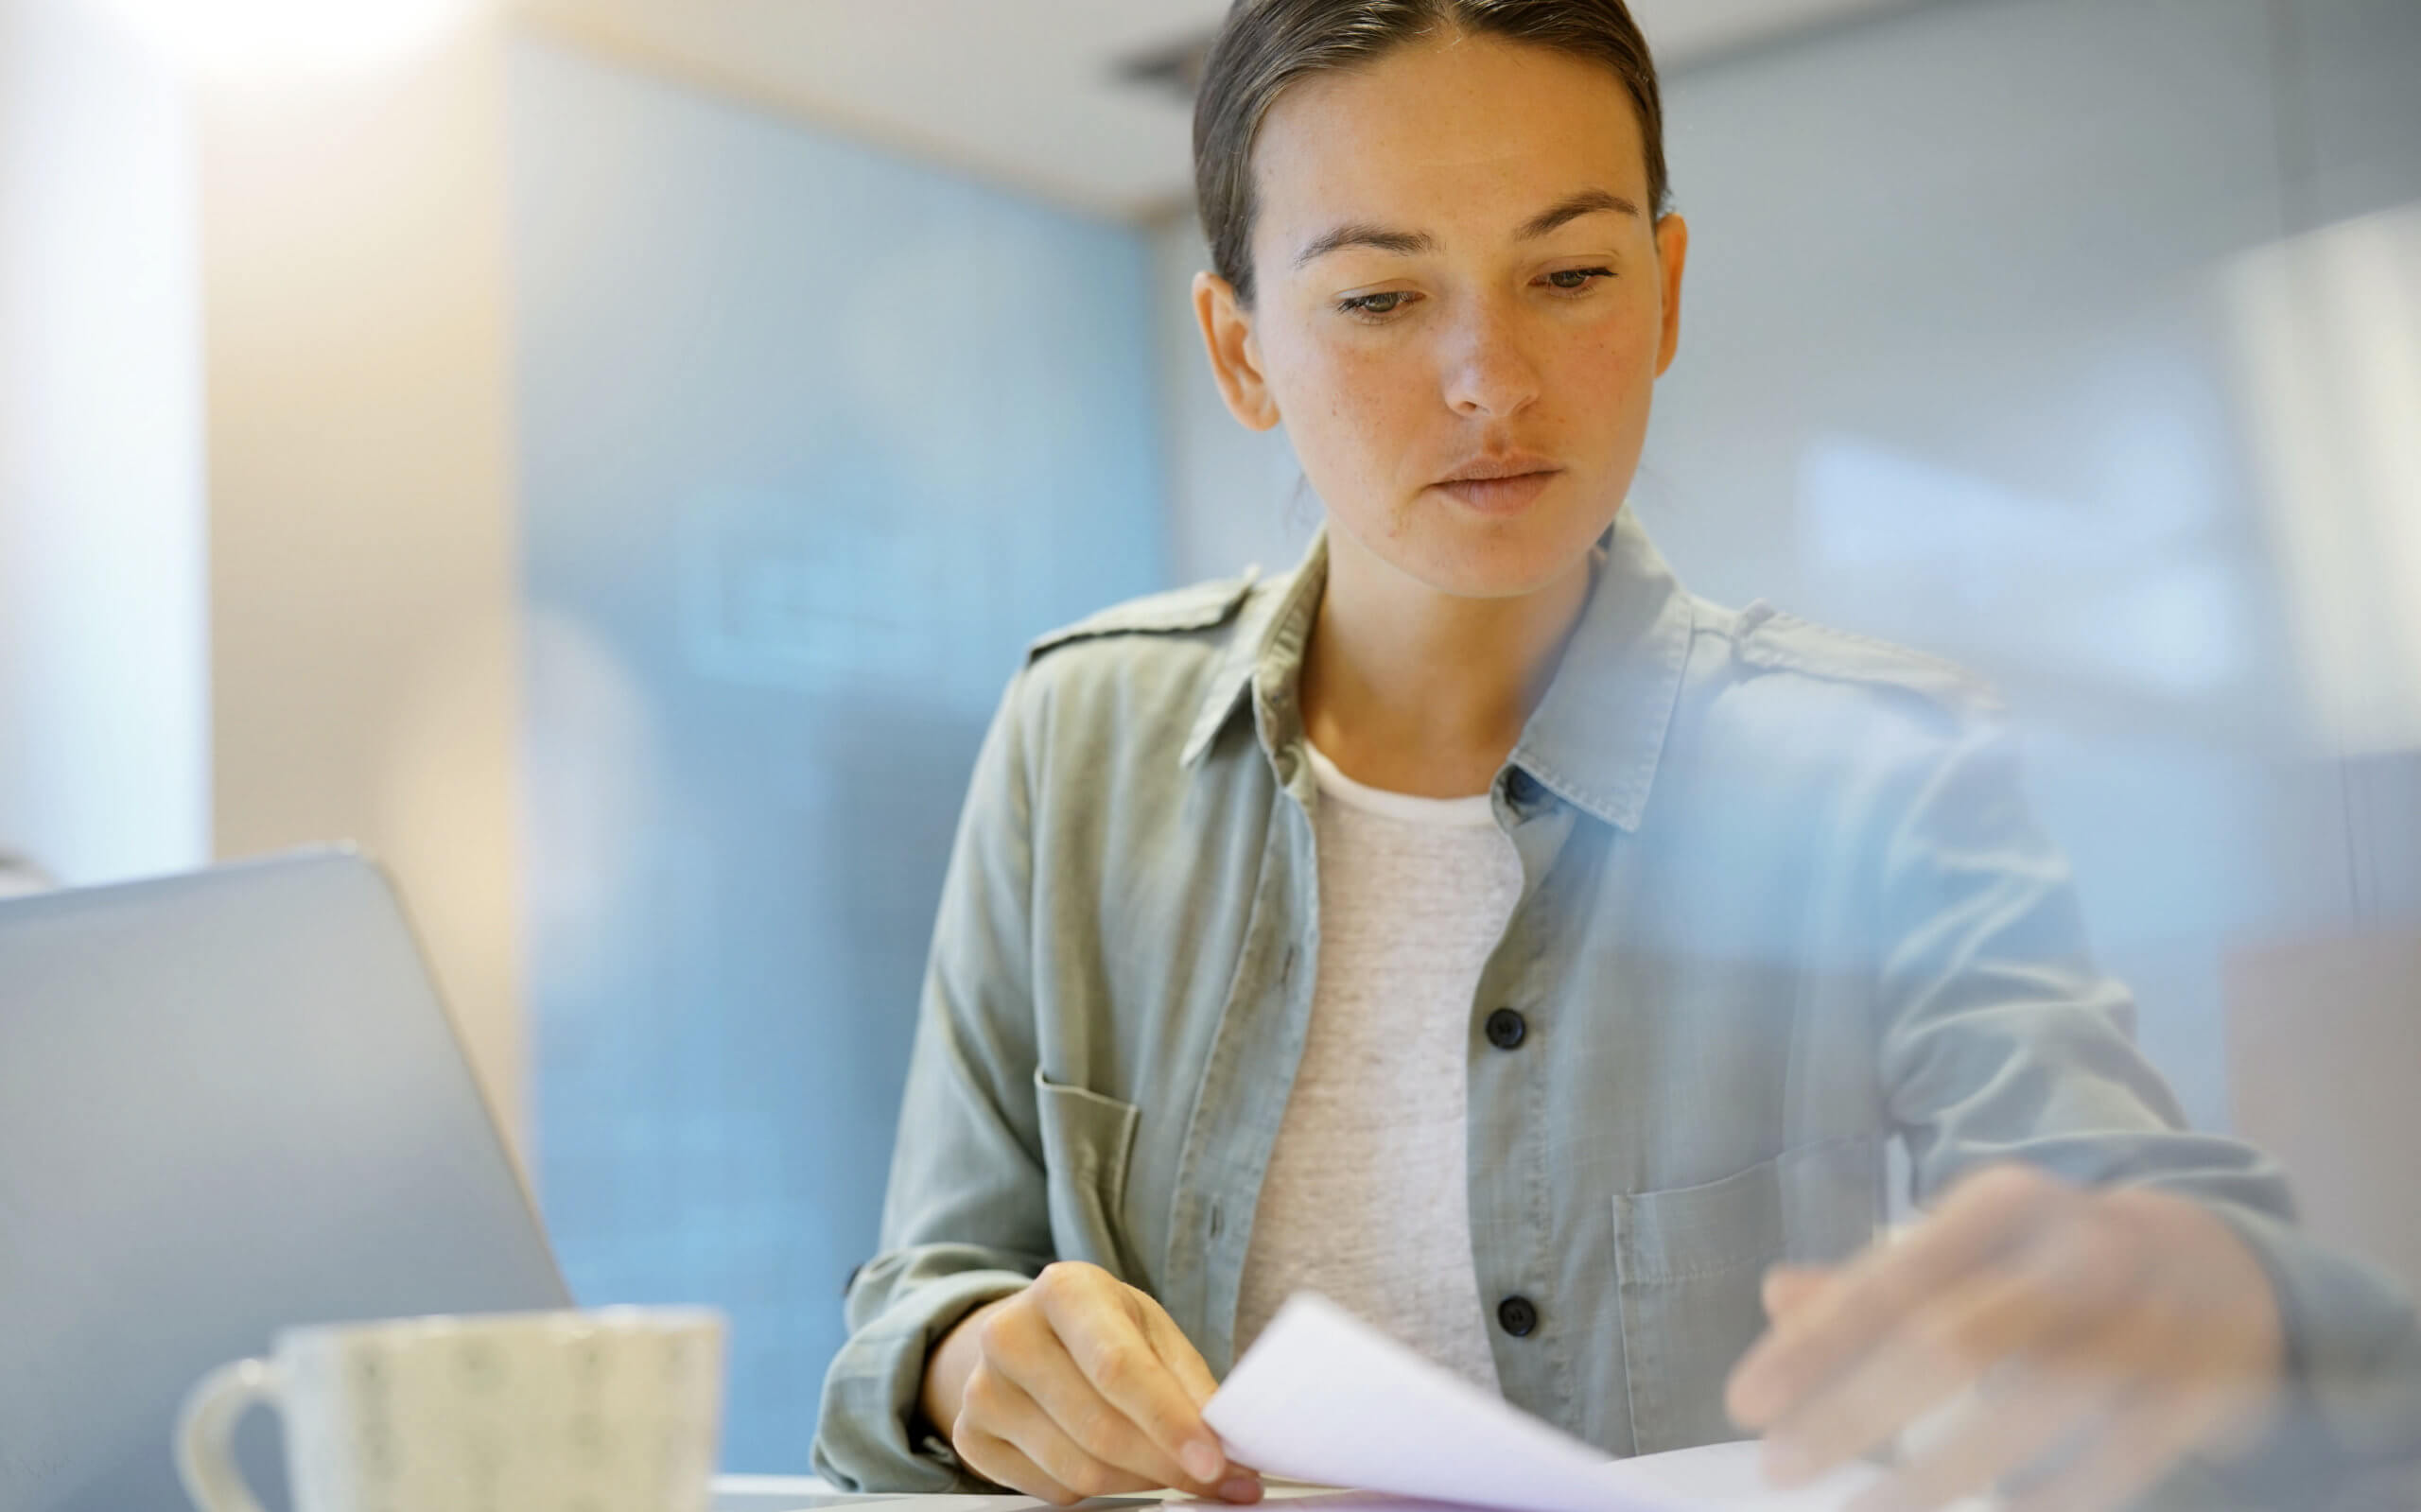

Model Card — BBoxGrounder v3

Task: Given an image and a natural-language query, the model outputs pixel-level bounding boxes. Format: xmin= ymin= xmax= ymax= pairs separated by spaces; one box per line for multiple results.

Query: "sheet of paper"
xmin=1201 ymin=1295 xmax=1888 ymax=1512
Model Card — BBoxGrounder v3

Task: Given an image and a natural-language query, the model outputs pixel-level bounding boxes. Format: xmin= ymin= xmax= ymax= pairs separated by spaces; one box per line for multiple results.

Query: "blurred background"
xmin=2 ymin=0 xmax=2415 ymax=1475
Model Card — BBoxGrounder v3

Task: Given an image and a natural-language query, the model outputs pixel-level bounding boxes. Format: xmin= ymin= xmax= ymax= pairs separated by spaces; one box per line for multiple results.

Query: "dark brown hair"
xmin=1193 ymin=0 xmax=1669 ymax=306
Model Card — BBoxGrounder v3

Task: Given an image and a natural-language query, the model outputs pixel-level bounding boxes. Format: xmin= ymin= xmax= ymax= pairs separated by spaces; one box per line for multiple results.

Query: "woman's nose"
xmin=1441 ymin=300 xmax=1543 ymax=418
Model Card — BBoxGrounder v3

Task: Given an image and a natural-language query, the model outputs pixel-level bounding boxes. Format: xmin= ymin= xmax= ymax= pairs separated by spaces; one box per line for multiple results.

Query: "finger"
xmin=980 ymin=1307 xmax=1208 ymax=1492
xmin=1035 ymin=1271 xmax=1228 ymax=1484
xmin=1764 ymin=1229 xmax=2126 ymax=1485
xmin=1139 ymin=1306 xmax=1262 ymax=1497
xmin=1141 ymin=1303 xmax=1225 ymax=1414
xmin=1730 ymin=1165 xmax=2065 ymax=1428
xmin=966 ymin=1371 xmax=1165 ymax=1503
xmin=956 ymin=1427 xmax=1080 ymax=1506
xmin=1846 ymin=1357 xmax=2127 ymax=1512
xmin=1865 ymin=1254 xmax=2242 ymax=1512
xmin=1762 ymin=1265 xmax=1838 ymax=1321
xmin=1734 ymin=1167 xmax=2064 ymax=1416
xmin=1789 ymin=1197 xmax=2192 ymax=1492
xmin=2002 ymin=1392 xmax=2215 ymax=1512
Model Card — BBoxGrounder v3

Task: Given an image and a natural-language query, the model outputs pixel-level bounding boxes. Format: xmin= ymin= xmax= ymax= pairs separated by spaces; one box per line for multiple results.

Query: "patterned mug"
xmin=175 ymin=1307 xmax=725 ymax=1512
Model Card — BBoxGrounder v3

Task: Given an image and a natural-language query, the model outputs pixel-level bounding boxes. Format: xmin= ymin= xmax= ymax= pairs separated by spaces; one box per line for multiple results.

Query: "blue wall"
xmin=506 ymin=38 xmax=1166 ymax=1470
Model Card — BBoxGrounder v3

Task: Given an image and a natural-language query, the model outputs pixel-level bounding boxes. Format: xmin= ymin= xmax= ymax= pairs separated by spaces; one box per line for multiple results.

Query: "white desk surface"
xmin=707 ymin=1475 xmax=1350 ymax=1512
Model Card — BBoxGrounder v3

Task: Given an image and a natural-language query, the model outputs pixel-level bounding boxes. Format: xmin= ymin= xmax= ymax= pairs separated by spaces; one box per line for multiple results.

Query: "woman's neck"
xmin=1298 ymin=524 xmax=1596 ymax=799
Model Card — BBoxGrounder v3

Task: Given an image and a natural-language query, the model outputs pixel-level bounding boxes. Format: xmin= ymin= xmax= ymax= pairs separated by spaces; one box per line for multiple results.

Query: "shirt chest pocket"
xmin=1612 ymin=1132 xmax=1883 ymax=1455
xmin=1034 ymin=1069 xmax=1144 ymax=1284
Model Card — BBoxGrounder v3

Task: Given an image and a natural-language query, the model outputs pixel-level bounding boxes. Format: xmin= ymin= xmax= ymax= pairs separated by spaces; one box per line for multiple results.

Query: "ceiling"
xmin=513 ymin=0 xmax=1925 ymax=222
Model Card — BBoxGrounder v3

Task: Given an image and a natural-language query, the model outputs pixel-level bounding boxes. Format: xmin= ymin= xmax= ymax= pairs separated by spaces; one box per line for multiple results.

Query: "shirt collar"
xmin=1510 ymin=507 xmax=1697 ymax=831
xmin=1178 ymin=530 xmax=1328 ymax=773
xmin=1179 ymin=508 xmax=1696 ymax=832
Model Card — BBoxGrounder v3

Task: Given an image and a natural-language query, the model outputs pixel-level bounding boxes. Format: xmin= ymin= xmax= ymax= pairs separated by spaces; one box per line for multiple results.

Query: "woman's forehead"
xmin=1249 ymin=33 xmax=1651 ymax=250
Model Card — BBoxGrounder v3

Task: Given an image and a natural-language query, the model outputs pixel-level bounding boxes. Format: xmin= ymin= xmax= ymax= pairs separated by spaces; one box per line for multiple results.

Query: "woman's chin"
xmin=1380 ymin=513 xmax=1607 ymax=602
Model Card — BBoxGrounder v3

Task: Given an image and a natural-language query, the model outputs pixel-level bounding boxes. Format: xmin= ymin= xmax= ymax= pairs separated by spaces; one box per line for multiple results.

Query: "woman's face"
xmin=1194 ymin=29 xmax=1688 ymax=600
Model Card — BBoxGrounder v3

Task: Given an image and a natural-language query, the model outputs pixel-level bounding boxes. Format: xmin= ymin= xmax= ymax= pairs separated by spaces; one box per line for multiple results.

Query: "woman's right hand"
xmin=921 ymin=1261 xmax=1264 ymax=1505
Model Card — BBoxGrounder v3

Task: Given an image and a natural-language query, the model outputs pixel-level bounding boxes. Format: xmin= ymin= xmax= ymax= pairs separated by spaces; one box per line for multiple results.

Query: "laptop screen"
xmin=0 ymin=852 xmax=571 ymax=1512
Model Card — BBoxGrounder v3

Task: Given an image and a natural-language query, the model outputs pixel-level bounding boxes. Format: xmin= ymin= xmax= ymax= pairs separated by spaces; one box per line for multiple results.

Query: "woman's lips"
xmin=1433 ymin=470 xmax=1560 ymax=513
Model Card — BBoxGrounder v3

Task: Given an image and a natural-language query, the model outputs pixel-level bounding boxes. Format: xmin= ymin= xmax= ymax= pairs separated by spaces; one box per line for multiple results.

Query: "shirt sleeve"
xmin=1872 ymin=712 xmax=2421 ymax=1503
xmin=810 ymin=669 xmax=1055 ymax=1492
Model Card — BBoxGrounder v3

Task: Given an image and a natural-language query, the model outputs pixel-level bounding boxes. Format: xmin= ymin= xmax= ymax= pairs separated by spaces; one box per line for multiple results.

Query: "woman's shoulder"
xmin=1663 ymin=594 xmax=2018 ymax=808
xmin=1022 ymin=566 xmax=1266 ymax=669
xmin=1001 ymin=564 xmax=1281 ymax=761
xmin=1695 ymin=595 xmax=1994 ymax=725
xmin=1640 ymin=596 xmax=2028 ymax=844
xmin=1688 ymin=595 xmax=2006 ymax=734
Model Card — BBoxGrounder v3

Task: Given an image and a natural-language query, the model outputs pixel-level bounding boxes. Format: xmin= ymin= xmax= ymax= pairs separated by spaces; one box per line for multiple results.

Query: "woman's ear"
xmin=1193 ymin=270 xmax=1282 ymax=431
xmin=1652 ymin=212 xmax=1689 ymax=378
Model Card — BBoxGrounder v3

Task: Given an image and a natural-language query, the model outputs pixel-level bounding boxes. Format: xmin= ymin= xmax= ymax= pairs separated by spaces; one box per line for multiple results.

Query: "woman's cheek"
xmin=1570 ymin=309 xmax=1660 ymax=394
xmin=1306 ymin=340 xmax=1425 ymax=461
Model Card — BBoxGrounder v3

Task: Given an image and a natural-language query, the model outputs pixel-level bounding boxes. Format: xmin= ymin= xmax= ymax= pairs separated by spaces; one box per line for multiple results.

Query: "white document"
xmin=1202 ymin=1295 xmax=1889 ymax=1512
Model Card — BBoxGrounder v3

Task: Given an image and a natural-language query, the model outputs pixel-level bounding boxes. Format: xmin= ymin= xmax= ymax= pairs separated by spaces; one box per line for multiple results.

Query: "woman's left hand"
xmin=1723 ymin=1162 xmax=2287 ymax=1512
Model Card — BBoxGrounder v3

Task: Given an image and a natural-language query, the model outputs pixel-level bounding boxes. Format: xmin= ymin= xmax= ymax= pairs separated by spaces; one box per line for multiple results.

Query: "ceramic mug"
xmin=175 ymin=1306 xmax=725 ymax=1512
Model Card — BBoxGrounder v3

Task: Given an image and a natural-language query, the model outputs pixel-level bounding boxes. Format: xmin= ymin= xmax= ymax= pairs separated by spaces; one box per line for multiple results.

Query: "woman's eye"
xmin=1338 ymin=290 xmax=1412 ymax=320
xmin=1545 ymin=267 xmax=1614 ymax=293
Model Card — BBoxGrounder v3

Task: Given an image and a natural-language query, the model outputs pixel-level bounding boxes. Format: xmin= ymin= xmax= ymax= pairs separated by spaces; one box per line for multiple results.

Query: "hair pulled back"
xmin=1192 ymin=0 xmax=1670 ymax=306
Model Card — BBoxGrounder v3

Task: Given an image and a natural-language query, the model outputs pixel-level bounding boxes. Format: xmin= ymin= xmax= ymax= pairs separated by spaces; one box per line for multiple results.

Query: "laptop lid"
xmin=0 ymin=850 xmax=573 ymax=1512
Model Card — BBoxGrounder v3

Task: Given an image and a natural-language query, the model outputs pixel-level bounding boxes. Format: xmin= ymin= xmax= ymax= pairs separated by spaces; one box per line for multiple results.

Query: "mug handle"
xmin=174 ymin=1357 xmax=284 ymax=1512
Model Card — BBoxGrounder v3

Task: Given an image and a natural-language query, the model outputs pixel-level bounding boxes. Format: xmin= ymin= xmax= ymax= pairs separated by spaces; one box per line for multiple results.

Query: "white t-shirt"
xmin=1231 ymin=739 xmax=1524 ymax=1392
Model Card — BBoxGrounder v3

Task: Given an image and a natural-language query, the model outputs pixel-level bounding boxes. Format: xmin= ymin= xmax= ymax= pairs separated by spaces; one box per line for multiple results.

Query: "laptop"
xmin=0 ymin=850 xmax=573 ymax=1512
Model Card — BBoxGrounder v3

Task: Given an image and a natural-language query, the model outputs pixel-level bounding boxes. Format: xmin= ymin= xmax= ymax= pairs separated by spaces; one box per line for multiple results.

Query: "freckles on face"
xmin=1242 ymin=31 xmax=1675 ymax=596
xmin=1305 ymin=288 xmax=1660 ymax=547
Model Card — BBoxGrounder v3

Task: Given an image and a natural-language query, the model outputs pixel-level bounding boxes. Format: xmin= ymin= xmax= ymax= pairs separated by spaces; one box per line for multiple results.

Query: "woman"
xmin=814 ymin=4 xmax=2416 ymax=1509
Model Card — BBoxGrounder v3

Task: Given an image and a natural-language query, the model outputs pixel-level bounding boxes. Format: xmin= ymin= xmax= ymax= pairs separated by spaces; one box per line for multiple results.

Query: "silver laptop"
xmin=0 ymin=850 xmax=572 ymax=1512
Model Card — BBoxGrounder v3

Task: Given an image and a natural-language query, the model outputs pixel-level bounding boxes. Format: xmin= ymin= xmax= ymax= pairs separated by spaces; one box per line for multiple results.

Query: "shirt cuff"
xmin=2187 ymin=1198 xmax=2421 ymax=1504
xmin=811 ymin=1268 xmax=1035 ymax=1492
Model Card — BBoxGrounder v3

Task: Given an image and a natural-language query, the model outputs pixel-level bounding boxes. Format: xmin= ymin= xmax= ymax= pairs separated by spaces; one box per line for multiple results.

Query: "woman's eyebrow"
xmin=1292 ymin=187 xmax=1643 ymax=270
xmin=1516 ymin=187 xmax=1642 ymax=239
xmin=1294 ymin=220 xmax=1435 ymax=269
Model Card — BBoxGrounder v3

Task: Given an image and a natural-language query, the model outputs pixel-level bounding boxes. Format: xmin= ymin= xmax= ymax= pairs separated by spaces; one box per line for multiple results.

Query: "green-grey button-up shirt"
xmin=813 ymin=511 xmax=2419 ymax=1502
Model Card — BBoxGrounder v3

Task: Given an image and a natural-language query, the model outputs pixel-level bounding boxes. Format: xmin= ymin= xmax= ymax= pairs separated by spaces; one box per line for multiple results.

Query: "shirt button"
xmin=1497 ymin=1295 xmax=1539 ymax=1337
xmin=1504 ymin=768 xmax=1542 ymax=807
xmin=1485 ymin=1007 xmax=1527 ymax=1050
